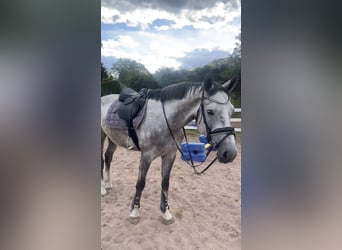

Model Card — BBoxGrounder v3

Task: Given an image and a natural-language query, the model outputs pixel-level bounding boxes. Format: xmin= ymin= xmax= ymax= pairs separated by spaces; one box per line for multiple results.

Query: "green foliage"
xmin=232 ymin=32 xmax=241 ymax=59
xmin=112 ymin=58 xmax=160 ymax=91
xmin=101 ymin=62 xmax=109 ymax=81
xmin=101 ymin=63 xmax=121 ymax=96
xmin=101 ymin=79 xmax=121 ymax=96
xmin=129 ymin=74 xmax=160 ymax=91
xmin=154 ymin=67 xmax=186 ymax=86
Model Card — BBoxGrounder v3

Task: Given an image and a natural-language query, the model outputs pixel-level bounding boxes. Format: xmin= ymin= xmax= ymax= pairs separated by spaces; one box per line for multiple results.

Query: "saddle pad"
xmin=105 ymin=99 xmax=148 ymax=129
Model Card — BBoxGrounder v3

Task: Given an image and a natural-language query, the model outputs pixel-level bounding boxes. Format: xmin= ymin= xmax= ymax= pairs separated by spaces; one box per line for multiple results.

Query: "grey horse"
xmin=101 ymin=74 xmax=238 ymax=224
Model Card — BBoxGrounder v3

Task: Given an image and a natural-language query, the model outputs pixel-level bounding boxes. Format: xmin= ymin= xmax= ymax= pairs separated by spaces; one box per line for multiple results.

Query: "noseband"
xmin=161 ymin=86 xmax=235 ymax=175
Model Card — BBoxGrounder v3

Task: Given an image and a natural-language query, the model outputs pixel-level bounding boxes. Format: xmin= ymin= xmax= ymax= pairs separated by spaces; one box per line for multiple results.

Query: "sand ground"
xmin=101 ymin=137 xmax=241 ymax=250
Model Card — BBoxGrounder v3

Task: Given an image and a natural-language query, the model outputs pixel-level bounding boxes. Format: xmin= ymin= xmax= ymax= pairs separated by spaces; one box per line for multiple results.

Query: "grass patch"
xmin=183 ymin=129 xmax=200 ymax=136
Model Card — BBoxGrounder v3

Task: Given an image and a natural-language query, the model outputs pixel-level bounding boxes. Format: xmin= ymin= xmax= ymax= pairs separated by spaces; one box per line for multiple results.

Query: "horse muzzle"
xmin=217 ymin=145 xmax=237 ymax=163
xmin=213 ymin=134 xmax=237 ymax=163
xmin=208 ymin=127 xmax=237 ymax=163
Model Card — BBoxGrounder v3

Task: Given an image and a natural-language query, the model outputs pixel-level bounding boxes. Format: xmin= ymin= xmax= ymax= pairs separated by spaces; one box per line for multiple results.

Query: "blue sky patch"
xmin=151 ymin=18 xmax=175 ymax=27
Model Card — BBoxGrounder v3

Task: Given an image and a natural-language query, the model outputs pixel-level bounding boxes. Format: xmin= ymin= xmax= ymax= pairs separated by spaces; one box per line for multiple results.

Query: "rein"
xmin=161 ymin=87 xmax=235 ymax=175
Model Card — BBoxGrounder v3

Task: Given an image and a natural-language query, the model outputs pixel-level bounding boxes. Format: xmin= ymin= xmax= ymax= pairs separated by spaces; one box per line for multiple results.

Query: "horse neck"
xmin=163 ymin=92 xmax=202 ymax=130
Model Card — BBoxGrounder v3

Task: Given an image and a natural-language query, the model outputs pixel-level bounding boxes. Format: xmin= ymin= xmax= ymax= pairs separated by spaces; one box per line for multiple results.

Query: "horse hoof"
xmin=128 ymin=216 xmax=140 ymax=225
xmin=104 ymin=182 xmax=113 ymax=190
xmin=159 ymin=216 xmax=175 ymax=225
xmin=101 ymin=189 xmax=107 ymax=196
xmin=101 ymin=180 xmax=108 ymax=196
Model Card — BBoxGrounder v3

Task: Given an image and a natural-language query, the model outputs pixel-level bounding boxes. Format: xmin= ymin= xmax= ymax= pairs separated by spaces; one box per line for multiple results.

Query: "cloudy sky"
xmin=101 ymin=0 xmax=241 ymax=73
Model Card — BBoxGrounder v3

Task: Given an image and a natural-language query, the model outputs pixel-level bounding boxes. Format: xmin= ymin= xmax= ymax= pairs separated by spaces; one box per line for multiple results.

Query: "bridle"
xmin=198 ymin=89 xmax=236 ymax=150
xmin=161 ymin=86 xmax=235 ymax=175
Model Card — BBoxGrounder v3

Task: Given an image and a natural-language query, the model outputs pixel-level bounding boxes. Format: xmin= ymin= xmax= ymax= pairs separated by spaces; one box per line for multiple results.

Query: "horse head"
xmin=197 ymin=74 xmax=239 ymax=163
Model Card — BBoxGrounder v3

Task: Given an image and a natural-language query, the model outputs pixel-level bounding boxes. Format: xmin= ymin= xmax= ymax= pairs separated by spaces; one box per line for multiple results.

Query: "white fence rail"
xmin=184 ymin=108 xmax=241 ymax=132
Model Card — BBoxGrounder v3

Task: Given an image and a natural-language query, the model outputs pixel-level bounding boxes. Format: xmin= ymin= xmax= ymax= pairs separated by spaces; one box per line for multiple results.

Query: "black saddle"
xmin=118 ymin=88 xmax=148 ymax=150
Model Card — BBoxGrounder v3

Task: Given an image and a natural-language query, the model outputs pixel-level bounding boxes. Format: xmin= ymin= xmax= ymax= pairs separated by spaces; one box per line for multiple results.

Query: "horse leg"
xmin=104 ymin=139 xmax=117 ymax=189
xmin=160 ymin=151 xmax=176 ymax=224
xmin=129 ymin=153 xmax=153 ymax=224
xmin=101 ymin=130 xmax=107 ymax=196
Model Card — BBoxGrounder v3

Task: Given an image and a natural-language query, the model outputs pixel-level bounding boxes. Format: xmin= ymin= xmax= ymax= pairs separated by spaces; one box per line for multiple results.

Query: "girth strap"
xmin=127 ymin=122 xmax=141 ymax=151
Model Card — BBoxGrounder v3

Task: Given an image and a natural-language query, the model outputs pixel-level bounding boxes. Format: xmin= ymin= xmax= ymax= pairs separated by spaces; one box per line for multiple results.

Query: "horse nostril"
xmin=221 ymin=149 xmax=237 ymax=163
xmin=220 ymin=151 xmax=230 ymax=163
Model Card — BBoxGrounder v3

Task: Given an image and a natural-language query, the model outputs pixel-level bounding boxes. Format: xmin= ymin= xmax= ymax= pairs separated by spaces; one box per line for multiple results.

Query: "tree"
xmin=101 ymin=62 xmax=120 ymax=96
xmin=101 ymin=62 xmax=109 ymax=81
xmin=230 ymin=31 xmax=241 ymax=106
xmin=112 ymin=58 xmax=160 ymax=91
xmin=232 ymin=32 xmax=241 ymax=59
xmin=130 ymin=74 xmax=159 ymax=91
xmin=154 ymin=67 xmax=185 ymax=86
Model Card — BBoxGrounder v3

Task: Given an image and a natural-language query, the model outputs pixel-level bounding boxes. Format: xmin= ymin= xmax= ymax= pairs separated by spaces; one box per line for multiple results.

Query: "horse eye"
xmin=207 ymin=109 xmax=214 ymax=115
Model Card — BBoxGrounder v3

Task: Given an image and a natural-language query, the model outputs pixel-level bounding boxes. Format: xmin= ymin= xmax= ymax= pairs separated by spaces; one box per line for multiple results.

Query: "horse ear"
xmin=203 ymin=73 xmax=214 ymax=92
xmin=222 ymin=76 xmax=239 ymax=93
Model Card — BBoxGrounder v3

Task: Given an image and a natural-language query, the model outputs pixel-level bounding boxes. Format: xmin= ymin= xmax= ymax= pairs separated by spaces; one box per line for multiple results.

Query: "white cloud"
xmin=171 ymin=2 xmax=240 ymax=30
xmin=101 ymin=24 xmax=238 ymax=73
xmin=101 ymin=1 xmax=240 ymax=31
xmin=155 ymin=25 xmax=170 ymax=31
xmin=140 ymin=55 xmax=181 ymax=73
xmin=101 ymin=7 xmax=120 ymax=24
xmin=101 ymin=32 xmax=185 ymax=72
xmin=101 ymin=1 xmax=240 ymax=73
xmin=101 ymin=35 xmax=140 ymax=59
xmin=117 ymin=35 xmax=139 ymax=48
xmin=101 ymin=7 xmax=173 ymax=30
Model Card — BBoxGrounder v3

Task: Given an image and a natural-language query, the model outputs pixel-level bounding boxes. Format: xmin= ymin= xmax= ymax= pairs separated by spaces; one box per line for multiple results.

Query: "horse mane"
xmin=147 ymin=81 xmax=225 ymax=102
